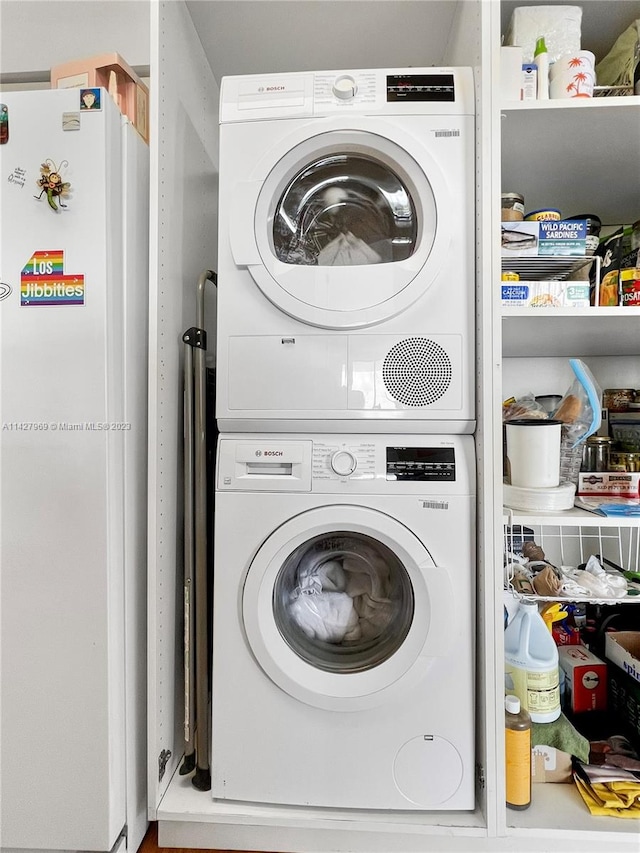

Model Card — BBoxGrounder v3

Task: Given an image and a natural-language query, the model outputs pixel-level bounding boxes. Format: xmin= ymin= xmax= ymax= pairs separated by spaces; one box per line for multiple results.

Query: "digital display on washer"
xmin=386 ymin=446 xmax=455 ymax=481
xmin=386 ymin=74 xmax=455 ymax=102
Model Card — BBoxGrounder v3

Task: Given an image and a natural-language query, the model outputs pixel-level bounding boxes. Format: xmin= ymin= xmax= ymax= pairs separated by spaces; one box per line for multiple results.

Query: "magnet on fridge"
xmin=34 ymin=159 xmax=71 ymax=211
xmin=79 ymin=88 xmax=101 ymax=111
xmin=62 ymin=112 xmax=80 ymax=131
xmin=0 ymin=104 xmax=8 ymax=144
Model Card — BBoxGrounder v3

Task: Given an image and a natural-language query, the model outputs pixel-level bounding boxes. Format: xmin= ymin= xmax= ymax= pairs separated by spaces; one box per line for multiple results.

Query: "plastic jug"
xmin=504 ymin=600 xmax=560 ymax=723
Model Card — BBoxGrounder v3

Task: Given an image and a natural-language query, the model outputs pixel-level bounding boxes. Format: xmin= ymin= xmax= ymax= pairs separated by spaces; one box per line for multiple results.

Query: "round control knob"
xmin=332 ymin=75 xmax=357 ymax=100
xmin=331 ymin=450 xmax=357 ymax=477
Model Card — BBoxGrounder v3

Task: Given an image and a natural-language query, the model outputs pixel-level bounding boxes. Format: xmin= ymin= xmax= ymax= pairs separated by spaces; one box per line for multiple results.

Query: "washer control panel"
xmin=217 ymin=436 xmax=472 ymax=495
xmin=312 ymin=441 xmax=376 ymax=481
xmin=386 ymin=446 xmax=456 ymax=481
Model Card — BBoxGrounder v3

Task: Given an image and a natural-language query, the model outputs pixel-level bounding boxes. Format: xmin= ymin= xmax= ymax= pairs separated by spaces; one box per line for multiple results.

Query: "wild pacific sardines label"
xmin=502 ymin=220 xmax=587 ymax=256
xmin=538 ymin=220 xmax=587 ymax=255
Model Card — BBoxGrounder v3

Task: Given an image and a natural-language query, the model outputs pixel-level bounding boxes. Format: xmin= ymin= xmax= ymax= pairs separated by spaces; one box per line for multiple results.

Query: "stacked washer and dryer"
xmin=213 ymin=68 xmax=477 ymax=811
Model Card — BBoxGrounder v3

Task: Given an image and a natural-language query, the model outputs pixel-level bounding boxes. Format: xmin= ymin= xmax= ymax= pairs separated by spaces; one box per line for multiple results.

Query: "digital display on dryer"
xmin=386 ymin=446 xmax=455 ymax=481
xmin=386 ymin=74 xmax=455 ymax=102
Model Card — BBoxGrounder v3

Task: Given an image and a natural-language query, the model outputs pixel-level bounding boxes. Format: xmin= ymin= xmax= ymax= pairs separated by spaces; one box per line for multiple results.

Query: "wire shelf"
xmin=504 ymin=518 xmax=640 ymax=605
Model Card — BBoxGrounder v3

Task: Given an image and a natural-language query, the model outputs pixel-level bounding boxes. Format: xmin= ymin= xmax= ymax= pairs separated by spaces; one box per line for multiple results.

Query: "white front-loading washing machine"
xmin=216 ymin=68 xmax=476 ymax=433
xmin=211 ymin=433 xmax=475 ymax=810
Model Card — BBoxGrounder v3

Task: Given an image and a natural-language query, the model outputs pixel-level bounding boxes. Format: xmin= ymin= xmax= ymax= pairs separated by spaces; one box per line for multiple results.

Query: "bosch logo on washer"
xmin=255 ymin=449 xmax=284 ymax=457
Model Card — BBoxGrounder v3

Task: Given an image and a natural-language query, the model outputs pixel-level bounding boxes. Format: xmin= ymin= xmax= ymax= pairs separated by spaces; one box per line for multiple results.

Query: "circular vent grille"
xmin=382 ymin=338 xmax=452 ymax=407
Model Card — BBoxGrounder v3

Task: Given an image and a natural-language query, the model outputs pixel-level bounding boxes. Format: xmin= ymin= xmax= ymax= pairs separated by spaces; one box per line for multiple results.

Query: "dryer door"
xmin=229 ymin=120 xmax=454 ymax=329
xmin=242 ymin=505 xmax=455 ymax=711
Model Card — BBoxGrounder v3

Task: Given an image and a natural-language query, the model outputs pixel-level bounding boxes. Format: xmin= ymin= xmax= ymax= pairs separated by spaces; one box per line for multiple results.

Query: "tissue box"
xmin=502 ymin=221 xmax=587 ymax=257
xmin=559 ymin=645 xmax=607 ymax=713
xmin=505 ymin=5 xmax=582 ymax=63
xmin=501 ymin=281 xmax=590 ymax=308
xmin=51 ymin=53 xmax=149 ymax=143
xmin=577 ymin=472 xmax=640 ymax=498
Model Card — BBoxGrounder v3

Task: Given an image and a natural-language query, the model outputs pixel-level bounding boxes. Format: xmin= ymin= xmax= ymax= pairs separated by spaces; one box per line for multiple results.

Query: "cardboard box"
xmin=577 ymin=472 xmax=640 ymax=498
xmin=559 ymin=645 xmax=607 ymax=713
xmin=502 ymin=220 xmax=587 ymax=257
xmin=605 ymin=634 xmax=640 ymax=749
xmin=531 ymin=744 xmax=573 ymax=783
xmin=51 ymin=53 xmax=149 ymax=143
xmin=605 ymin=632 xmax=640 ymax=684
xmin=501 ymin=47 xmax=524 ymax=100
xmin=522 ymin=64 xmax=537 ymax=100
xmin=501 ymin=281 xmax=590 ymax=308
xmin=552 ymin=623 xmax=582 ymax=646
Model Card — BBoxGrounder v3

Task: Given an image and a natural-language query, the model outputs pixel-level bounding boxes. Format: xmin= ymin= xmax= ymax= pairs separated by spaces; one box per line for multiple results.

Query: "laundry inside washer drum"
xmin=272 ymin=154 xmax=418 ymax=267
xmin=273 ymin=532 xmax=414 ymax=674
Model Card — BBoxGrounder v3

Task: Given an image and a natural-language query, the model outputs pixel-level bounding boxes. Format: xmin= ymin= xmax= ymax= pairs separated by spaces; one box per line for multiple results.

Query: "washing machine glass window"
xmin=272 ymin=531 xmax=414 ymax=674
xmin=272 ymin=153 xmax=418 ymax=267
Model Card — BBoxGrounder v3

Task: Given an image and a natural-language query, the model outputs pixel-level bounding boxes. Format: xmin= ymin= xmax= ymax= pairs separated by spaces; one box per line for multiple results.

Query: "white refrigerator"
xmin=0 ymin=89 xmax=148 ymax=852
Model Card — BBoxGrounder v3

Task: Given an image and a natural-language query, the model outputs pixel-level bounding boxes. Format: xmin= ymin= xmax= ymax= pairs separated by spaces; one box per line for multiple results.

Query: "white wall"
xmin=0 ymin=0 xmax=150 ymax=81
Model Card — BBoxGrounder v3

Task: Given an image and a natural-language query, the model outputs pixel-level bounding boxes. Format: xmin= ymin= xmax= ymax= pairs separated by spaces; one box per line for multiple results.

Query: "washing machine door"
xmin=229 ymin=120 xmax=453 ymax=329
xmin=242 ymin=505 xmax=455 ymax=711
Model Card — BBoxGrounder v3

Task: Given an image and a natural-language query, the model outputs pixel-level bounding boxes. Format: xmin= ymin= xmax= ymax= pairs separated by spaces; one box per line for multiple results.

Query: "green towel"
xmin=532 ymin=713 xmax=590 ymax=763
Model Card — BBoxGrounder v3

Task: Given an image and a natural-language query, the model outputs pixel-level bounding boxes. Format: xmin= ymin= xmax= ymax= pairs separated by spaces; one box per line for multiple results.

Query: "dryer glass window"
xmin=272 ymin=531 xmax=414 ymax=673
xmin=272 ymin=155 xmax=418 ymax=267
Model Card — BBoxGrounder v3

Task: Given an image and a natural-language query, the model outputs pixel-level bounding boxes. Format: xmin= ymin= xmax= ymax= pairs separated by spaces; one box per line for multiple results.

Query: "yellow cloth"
xmin=574 ymin=776 xmax=640 ymax=818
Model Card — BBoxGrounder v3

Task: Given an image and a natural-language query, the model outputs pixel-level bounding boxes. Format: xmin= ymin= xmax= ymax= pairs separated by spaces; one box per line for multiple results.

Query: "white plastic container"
xmin=505 ymin=418 xmax=562 ymax=488
xmin=504 ymin=600 xmax=561 ymax=723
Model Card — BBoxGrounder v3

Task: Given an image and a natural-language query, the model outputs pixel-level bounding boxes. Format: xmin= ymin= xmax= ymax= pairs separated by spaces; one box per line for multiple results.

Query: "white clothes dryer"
xmin=216 ymin=68 xmax=476 ymax=433
xmin=211 ymin=433 xmax=475 ymax=810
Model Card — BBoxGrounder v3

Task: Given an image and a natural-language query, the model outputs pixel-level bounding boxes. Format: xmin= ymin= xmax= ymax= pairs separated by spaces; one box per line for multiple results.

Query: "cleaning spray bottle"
xmin=534 ymin=36 xmax=549 ymax=100
xmin=505 ymin=694 xmax=531 ymax=810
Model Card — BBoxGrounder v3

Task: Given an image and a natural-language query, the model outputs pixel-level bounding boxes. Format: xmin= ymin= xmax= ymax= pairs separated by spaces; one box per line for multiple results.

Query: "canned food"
xmin=502 ymin=271 xmax=520 ymax=281
xmin=524 ymin=208 xmax=561 ymax=221
xmin=501 ymin=192 xmax=525 ymax=222
xmin=603 ymin=388 xmax=635 ymax=412
xmin=621 ymin=268 xmax=640 ymax=306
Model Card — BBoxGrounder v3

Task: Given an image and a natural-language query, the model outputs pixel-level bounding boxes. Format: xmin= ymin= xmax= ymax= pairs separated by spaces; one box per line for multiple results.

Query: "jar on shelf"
xmin=581 ymin=436 xmax=613 ymax=472
xmin=603 ymin=388 xmax=635 ymax=412
xmin=566 ymin=213 xmax=602 ymax=256
xmin=501 ymin=192 xmax=524 ymax=222
xmin=611 ymin=451 xmax=640 ymax=472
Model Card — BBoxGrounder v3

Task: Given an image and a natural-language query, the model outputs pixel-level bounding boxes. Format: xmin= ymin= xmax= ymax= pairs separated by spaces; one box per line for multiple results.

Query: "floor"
xmin=138 ymin=822 xmax=262 ymax=853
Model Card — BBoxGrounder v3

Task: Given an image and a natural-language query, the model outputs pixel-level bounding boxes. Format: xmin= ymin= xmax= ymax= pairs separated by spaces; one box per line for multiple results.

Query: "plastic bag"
xmin=502 ymin=393 xmax=548 ymax=422
xmin=595 ymin=19 xmax=640 ymax=90
xmin=552 ymin=359 xmax=602 ymax=447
